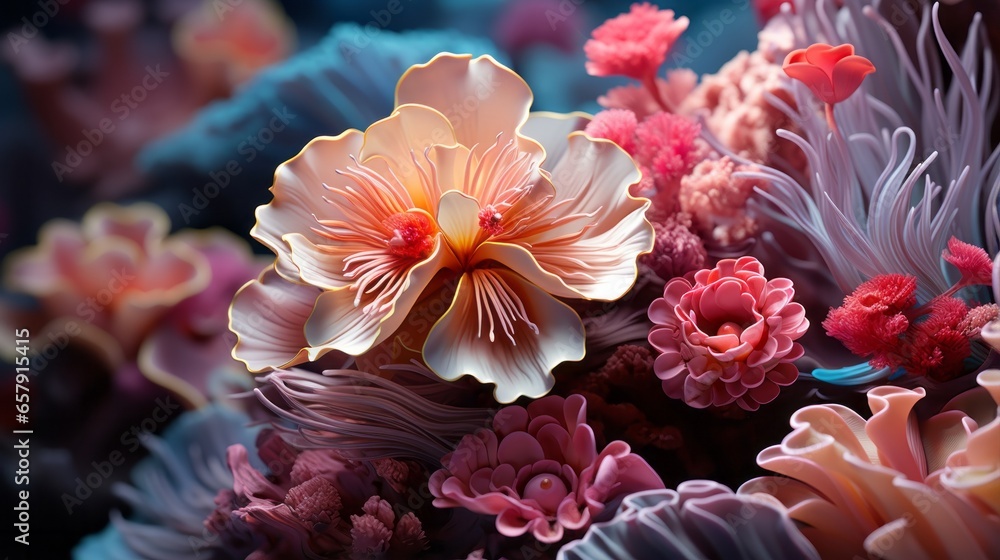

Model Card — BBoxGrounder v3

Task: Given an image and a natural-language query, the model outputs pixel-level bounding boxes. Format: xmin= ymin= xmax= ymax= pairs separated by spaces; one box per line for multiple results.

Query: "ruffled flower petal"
xmin=229 ymin=267 xmax=323 ymax=371
xmin=395 ymin=53 xmax=534 ymax=153
xmin=423 ymin=269 xmax=585 ymax=402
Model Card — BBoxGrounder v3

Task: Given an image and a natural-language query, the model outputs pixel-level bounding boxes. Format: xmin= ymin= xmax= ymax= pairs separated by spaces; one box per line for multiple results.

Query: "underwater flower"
xmin=230 ymin=54 xmax=652 ymax=402
xmin=740 ymin=370 xmax=1000 ymax=559
xmin=429 ymin=394 xmax=663 ymax=543
xmin=3 ymin=203 xmax=264 ymax=406
xmin=559 ymin=480 xmax=819 ymax=560
xmin=5 ymin=203 xmax=209 ymax=358
xmin=782 ymin=43 xmax=875 ymax=105
xmin=584 ymin=3 xmax=688 ymax=82
xmin=648 ymin=256 xmax=808 ymax=411
xmin=173 ymin=0 xmax=294 ymax=93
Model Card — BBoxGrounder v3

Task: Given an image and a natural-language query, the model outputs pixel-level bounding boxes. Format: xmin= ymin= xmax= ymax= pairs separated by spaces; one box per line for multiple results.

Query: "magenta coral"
xmin=648 ymin=256 xmax=808 ymax=410
xmin=428 ymin=394 xmax=663 ymax=543
xmin=641 ymin=213 xmax=707 ymax=281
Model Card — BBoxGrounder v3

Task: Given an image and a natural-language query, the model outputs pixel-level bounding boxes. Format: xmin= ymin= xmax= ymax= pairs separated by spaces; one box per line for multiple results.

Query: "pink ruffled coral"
xmin=428 ymin=394 xmax=663 ymax=543
xmin=647 ymin=256 xmax=808 ymax=410
xmin=584 ymin=3 xmax=689 ymax=81
xmin=679 ymin=156 xmax=762 ymax=246
xmin=740 ymin=370 xmax=1000 ymax=559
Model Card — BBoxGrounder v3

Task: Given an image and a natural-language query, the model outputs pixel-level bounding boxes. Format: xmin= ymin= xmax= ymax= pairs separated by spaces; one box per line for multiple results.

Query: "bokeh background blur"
xmin=0 ymin=1 xmax=758 ymax=557
xmin=4 ymin=0 xmax=997 ymax=557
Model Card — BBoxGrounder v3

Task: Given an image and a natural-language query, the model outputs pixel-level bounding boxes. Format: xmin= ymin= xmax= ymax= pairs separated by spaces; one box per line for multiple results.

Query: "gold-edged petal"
xmin=229 ymin=266 xmax=323 ymax=371
xmin=497 ymin=133 xmax=652 ymax=300
xmin=520 ymin=111 xmax=591 ymax=168
xmin=436 ymin=190 xmax=483 ymax=257
xmin=252 ymin=130 xmax=364 ymax=282
xmin=395 ymin=53 xmax=534 ymax=154
xmin=303 ymin=239 xmax=450 ymax=356
xmin=422 ymin=269 xmax=585 ymax=403
xmin=359 ymin=103 xmax=458 ymax=210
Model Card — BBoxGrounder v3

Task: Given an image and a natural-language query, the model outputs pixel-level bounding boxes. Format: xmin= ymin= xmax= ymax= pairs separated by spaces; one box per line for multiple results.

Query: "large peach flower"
xmin=740 ymin=370 xmax=1000 ymax=559
xmin=229 ymin=54 xmax=653 ymax=402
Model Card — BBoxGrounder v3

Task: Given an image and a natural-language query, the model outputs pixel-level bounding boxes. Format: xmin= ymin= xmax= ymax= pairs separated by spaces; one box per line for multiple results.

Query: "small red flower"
xmin=783 ymin=43 xmax=875 ymax=104
xmin=942 ymin=237 xmax=992 ymax=286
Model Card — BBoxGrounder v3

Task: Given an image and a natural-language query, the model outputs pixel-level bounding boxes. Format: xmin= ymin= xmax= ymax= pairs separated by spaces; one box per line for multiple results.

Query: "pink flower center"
xmin=383 ymin=211 xmax=436 ymax=260
xmin=717 ymin=321 xmax=743 ymax=337
xmin=478 ymin=204 xmax=504 ymax=236
xmin=523 ymin=474 xmax=569 ymax=513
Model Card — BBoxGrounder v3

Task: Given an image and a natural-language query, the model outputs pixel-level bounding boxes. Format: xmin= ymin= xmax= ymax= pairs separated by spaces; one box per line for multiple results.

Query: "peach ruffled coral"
xmin=680 ymin=50 xmax=804 ymax=172
xmin=173 ymin=0 xmax=294 ymax=95
xmin=429 ymin=394 xmax=663 ymax=543
xmin=229 ymin=54 xmax=653 ymax=403
xmin=5 ymin=203 xmax=209 ymax=357
xmin=647 ymin=256 xmax=808 ymax=411
xmin=739 ymin=370 xmax=1000 ymax=559
xmin=3 ymin=203 xmax=265 ymax=406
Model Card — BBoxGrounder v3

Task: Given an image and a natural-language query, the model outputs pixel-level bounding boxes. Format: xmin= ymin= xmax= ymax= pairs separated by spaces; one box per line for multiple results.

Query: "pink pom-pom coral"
xmin=584 ymin=3 xmax=689 ymax=82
